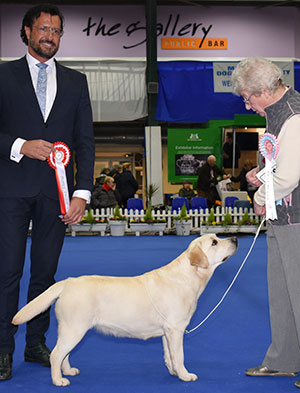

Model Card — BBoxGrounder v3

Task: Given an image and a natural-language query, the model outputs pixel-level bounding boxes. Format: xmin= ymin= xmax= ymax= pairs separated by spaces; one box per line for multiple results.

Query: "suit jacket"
xmin=196 ymin=162 xmax=224 ymax=193
xmin=117 ymin=170 xmax=138 ymax=200
xmin=0 ymin=56 xmax=95 ymax=199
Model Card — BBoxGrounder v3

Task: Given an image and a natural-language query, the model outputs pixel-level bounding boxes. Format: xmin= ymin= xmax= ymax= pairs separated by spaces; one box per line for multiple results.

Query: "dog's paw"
xmin=179 ymin=372 xmax=198 ymax=382
xmin=165 ymin=362 xmax=176 ymax=376
xmin=53 ymin=377 xmax=71 ymax=386
xmin=63 ymin=367 xmax=80 ymax=376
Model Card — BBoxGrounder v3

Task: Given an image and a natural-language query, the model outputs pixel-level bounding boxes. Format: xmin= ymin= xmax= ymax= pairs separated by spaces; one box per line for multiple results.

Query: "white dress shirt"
xmin=10 ymin=52 xmax=91 ymax=203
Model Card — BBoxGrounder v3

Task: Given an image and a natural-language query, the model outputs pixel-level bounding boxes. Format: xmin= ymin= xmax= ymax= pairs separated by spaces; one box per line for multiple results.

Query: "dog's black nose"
xmin=231 ymin=237 xmax=238 ymax=245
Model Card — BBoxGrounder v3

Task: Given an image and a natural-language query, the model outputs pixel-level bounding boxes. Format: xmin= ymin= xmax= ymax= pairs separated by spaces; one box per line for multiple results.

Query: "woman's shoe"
xmin=246 ymin=365 xmax=297 ymax=377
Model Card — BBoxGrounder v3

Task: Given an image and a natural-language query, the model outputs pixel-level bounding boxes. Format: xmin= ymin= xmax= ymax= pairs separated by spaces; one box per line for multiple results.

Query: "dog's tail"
xmin=12 ymin=280 xmax=65 ymax=325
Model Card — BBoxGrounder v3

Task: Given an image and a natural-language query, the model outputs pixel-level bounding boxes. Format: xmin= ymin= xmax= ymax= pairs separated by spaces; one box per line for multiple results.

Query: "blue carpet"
xmin=2 ymin=233 xmax=298 ymax=393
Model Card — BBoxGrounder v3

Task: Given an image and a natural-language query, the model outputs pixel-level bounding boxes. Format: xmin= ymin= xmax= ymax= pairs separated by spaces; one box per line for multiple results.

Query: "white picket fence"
xmin=86 ymin=206 xmax=267 ymax=233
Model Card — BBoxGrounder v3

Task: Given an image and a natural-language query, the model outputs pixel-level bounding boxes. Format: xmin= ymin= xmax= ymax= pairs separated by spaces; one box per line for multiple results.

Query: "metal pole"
xmin=232 ymin=128 xmax=236 ymax=176
xmin=145 ymin=0 xmax=158 ymax=127
xmin=145 ymin=0 xmax=163 ymax=207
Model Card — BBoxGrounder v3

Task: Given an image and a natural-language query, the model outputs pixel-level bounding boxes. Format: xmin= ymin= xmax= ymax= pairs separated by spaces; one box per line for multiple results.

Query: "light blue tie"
xmin=36 ymin=63 xmax=48 ymax=118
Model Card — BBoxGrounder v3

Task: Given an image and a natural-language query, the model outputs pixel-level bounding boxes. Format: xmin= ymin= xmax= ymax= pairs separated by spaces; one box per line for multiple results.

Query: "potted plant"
xmin=200 ymin=207 xmax=261 ymax=234
xmin=91 ymin=217 xmax=108 ymax=236
xmin=70 ymin=209 xmax=107 ymax=236
xmin=109 ymin=204 xmax=127 ymax=236
xmin=145 ymin=183 xmax=160 ymax=208
xmin=174 ymin=204 xmax=192 ymax=236
xmin=201 ymin=209 xmax=218 ymax=233
xmin=200 ymin=209 xmax=239 ymax=234
xmin=238 ymin=209 xmax=259 ymax=233
xmin=129 ymin=205 xmax=166 ymax=236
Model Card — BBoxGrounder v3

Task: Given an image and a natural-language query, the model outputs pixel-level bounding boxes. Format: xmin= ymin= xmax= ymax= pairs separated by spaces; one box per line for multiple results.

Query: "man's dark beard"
xmin=29 ymin=39 xmax=59 ymax=60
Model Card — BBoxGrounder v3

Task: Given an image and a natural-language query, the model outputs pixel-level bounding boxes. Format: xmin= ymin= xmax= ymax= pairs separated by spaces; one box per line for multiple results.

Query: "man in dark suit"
xmin=0 ymin=4 xmax=95 ymax=380
xmin=196 ymin=155 xmax=230 ymax=209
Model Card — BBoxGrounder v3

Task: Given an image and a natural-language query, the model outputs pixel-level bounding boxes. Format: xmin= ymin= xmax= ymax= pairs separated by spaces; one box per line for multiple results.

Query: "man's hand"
xmin=20 ymin=140 xmax=54 ymax=161
xmin=246 ymin=166 xmax=263 ymax=188
xmin=61 ymin=197 xmax=87 ymax=225
xmin=254 ymin=200 xmax=266 ymax=216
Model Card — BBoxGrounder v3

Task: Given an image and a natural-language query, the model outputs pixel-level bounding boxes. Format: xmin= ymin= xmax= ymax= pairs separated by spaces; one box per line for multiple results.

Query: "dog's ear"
xmin=189 ymin=244 xmax=209 ymax=269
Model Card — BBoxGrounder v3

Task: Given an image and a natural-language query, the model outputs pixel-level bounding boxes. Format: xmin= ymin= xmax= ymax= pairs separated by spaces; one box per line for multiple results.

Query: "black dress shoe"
xmin=24 ymin=343 xmax=51 ymax=367
xmin=0 ymin=353 xmax=12 ymax=381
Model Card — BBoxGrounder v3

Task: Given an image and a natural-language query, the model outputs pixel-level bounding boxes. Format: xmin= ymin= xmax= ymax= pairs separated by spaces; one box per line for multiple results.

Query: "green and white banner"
xmin=167 ymin=128 xmax=222 ymax=183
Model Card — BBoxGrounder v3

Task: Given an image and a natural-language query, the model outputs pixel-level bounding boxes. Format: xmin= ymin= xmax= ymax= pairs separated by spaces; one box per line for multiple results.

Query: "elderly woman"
xmin=91 ymin=176 xmax=117 ymax=210
xmin=231 ymin=57 xmax=300 ymax=388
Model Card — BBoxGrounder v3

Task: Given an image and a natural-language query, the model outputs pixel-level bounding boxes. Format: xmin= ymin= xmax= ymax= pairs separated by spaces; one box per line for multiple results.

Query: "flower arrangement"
xmin=95 ymin=217 xmax=108 ymax=223
xmin=238 ymin=209 xmax=259 ymax=226
xmin=79 ymin=209 xmax=96 ymax=224
xmin=202 ymin=209 xmax=235 ymax=227
xmin=130 ymin=205 xmax=166 ymax=224
xmin=71 ymin=209 xmax=107 ymax=235
xmin=79 ymin=209 xmax=108 ymax=224
xmin=109 ymin=204 xmax=127 ymax=221
xmin=174 ymin=204 xmax=192 ymax=235
xmin=202 ymin=208 xmax=258 ymax=228
xmin=223 ymin=210 xmax=234 ymax=226
xmin=202 ymin=209 xmax=218 ymax=227
xmin=173 ymin=204 xmax=191 ymax=221
xmin=80 ymin=208 xmax=107 ymax=224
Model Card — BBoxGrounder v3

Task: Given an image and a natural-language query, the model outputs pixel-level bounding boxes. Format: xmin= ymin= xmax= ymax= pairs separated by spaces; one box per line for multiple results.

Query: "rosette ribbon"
xmin=259 ymin=133 xmax=279 ymax=220
xmin=47 ymin=142 xmax=71 ymax=216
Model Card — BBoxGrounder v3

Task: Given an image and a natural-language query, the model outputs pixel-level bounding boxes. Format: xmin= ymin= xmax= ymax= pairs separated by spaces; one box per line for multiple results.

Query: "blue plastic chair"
xmin=233 ymin=199 xmax=251 ymax=211
xmin=225 ymin=196 xmax=239 ymax=209
xmin=190 ymin=196 xmax=207 ymax=211
xmin=172 ymin=197 xmax=189 ymax=212
xmin=127 ymin=198 xmax=144 ymax=212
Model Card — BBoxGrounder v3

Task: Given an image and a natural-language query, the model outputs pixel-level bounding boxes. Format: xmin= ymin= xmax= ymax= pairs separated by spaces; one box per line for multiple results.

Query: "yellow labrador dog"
xmin=13 ymin=234 xmax=237 ymax=386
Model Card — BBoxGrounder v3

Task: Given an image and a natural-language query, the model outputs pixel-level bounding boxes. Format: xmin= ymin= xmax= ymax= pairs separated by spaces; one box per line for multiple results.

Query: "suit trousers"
xmin=262 ymin=223 xmax=300 ymax=372
xmin=0 ymin=194 xmax=66 ymax=354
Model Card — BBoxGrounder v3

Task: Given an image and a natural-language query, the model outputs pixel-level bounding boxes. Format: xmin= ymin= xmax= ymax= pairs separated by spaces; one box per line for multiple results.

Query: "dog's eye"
xmin=212 ymin=239 xmax=218 ymax=246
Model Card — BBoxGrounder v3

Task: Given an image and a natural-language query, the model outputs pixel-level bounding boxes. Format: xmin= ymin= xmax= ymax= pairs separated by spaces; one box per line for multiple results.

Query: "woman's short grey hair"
xmin=231 ymin=57 xmax=284 ymax=96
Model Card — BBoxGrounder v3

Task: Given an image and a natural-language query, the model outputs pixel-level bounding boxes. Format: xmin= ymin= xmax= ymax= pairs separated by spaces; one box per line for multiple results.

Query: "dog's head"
xmin=188 ymin=234 xmax=238 ymax=269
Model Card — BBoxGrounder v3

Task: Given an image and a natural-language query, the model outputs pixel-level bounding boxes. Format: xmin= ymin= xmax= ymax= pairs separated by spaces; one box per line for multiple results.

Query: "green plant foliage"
xmin=146 ymin=184 xmax=159 ymax=204
xmin=238 ymin=209 xmax=259 ymax=226
xmin=81 ymin=208 xmax=96 ymax=224
xmin=239 ymin=209 xmax=251 ymax=225
xmin=110 ymin=204 xmax=127 ymax=221
xmin=130 ymin=205 xmax=166 ymax=224
xmin=144 ymin=205 xmax=154 ymax=222
xmin=207 ymin=208 xmax=216 ymax=223
xmin=174 ymin=204 xmax=190 ymax=221
xmin=223 ymin=210 xmax=233 ymax=226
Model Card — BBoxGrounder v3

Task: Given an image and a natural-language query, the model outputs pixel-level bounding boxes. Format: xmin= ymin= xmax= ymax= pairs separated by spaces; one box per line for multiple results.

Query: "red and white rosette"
xmin=48 ymin=142 xmax=71 ymax=216
xmin=259 ymin=133 xmax=279 ymax=220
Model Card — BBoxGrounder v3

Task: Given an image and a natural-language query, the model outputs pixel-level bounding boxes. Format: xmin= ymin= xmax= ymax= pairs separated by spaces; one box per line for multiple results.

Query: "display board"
xmin=167 ymin=128 xmax=222 ymax=183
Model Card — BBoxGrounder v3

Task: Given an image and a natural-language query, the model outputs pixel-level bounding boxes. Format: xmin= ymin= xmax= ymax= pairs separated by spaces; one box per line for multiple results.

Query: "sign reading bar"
xmin=162 ymin=38 xmax=227 ymax=50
